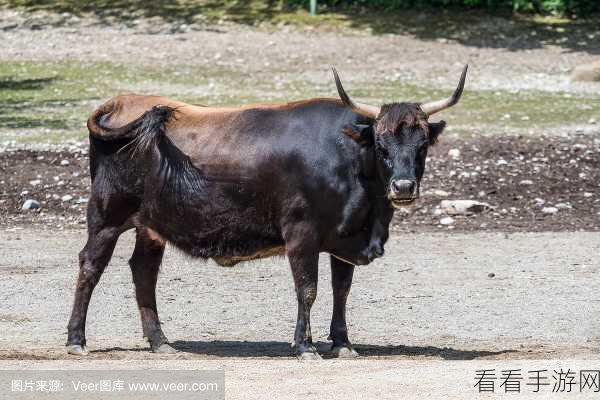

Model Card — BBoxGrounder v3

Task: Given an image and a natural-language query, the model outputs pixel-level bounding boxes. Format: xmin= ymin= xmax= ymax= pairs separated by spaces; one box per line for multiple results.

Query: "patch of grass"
xmin=372 ymin=82 xmax=600 ymax=135
xmin=0 ymin=60 xmax=244 ymax=142
xmin=0 ymin=60 xmax=598 ymax=144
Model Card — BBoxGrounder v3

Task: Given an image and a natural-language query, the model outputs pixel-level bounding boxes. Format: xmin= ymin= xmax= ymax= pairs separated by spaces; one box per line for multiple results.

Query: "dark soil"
xmin=1 ymin=134 xmax=599 ymax=232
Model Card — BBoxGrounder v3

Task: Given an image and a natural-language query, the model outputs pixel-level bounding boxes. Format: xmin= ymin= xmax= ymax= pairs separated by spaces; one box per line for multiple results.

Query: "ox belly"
xmin=212 ymin=246 xmax=286 ymax=267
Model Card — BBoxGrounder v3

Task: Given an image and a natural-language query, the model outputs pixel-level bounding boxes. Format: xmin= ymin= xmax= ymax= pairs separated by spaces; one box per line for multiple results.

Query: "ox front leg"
xmin=285 ymin=224 xmax=321 ymax=360
xmin=328 ymin=256 xmax=359 ymax=358
xmin=129 ymin=228 xmax=175 ymax=354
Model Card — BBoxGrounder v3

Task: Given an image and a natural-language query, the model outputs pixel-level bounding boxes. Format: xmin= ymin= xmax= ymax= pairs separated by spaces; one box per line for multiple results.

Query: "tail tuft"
xmin=124 ymin=105 xmax=175 ymax=157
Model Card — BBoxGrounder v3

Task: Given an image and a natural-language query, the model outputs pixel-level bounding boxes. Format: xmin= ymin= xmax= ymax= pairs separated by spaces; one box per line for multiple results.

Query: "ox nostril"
xmin=391 ymin=180 xmax=415 ymax=197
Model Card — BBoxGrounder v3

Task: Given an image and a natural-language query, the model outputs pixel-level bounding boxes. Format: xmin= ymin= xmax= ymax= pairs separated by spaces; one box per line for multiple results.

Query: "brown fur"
xmin=374 ymin=103 xmax=429 ymax=137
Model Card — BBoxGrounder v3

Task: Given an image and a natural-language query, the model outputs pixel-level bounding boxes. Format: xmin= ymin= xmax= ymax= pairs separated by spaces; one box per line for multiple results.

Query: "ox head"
xmin=333 ymin=65 xmax=467 ymax=209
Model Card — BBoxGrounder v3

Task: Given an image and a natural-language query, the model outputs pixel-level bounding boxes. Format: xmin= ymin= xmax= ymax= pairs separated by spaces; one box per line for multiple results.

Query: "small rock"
xmin=22 ymin=199 xmax=40 ymax=210
xmin=571 ymin=60 xmax=600 ymax=82
xmin=488 ymin=272 xmax=495 ymax=278
xmin=440 ymin=216 xmax=455 ymax=225
xmin=440 ymin=200 xmax=493 ymax=215
xmin=60 ymin=159 xmax=70 ymax=166
xmin=519 ymin=180 xmax=533 ymax=185
xmin=61 ymin=195 xmax=73 ymax=202
xmin=589 ymin=118 xmax=597 ymax=125
xmin=448 ymin=148 xmax=460 ymax=159
xmin=29 ymin=179 xmax=41 ymax=186
xmin=433 ymin=189 xmax=449 ymax=197
xmin=554 ymin=202 xmax=572 ymax=210
xmin=541 ymin=207 xmax=558 ymax=215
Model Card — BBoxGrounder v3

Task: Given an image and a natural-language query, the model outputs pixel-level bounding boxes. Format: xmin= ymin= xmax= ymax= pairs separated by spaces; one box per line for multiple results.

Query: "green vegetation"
xmin=1 ymin=60 xmax=598 ymax=144
xmin=0 ymin=60 xmax=271 ymax=143
xmin=289 ymin=0 xmax=599 ymax=15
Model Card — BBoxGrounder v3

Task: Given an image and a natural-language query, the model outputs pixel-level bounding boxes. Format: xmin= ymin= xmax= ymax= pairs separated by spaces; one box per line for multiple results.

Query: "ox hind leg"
xmin=128 ymin=227 xmax=175 ymax=353
xmin=284 ymin=222 xmax=321 ymax=360
xmin=66 ymin=205 xmax=129 ymax=355
xmin=328 ymin=256 xmax=359 ymax=358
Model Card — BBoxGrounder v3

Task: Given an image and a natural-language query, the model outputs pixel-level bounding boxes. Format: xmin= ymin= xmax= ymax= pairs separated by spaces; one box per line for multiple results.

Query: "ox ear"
xmin=428 ymin=121 xmax=446 ymax=145
xmin=342 ymin=123 xmax=373 ymax=147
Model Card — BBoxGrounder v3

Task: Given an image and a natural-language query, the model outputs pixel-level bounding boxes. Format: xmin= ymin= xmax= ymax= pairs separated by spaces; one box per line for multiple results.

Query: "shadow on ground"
xmin=2 ymin=1 xmax=599 ymax=54
xmin=0 ymin=77 xmax=57 ymax=90
xmin=168 ymin=340 xmax=515 ymax=360
xmin=339 ymin=9 xmax=600 ymax=54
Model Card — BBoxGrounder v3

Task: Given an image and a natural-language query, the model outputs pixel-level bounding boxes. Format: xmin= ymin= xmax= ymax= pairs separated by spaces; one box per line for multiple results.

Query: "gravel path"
xmin=1 ymin=229 xmax=599 ymax=360
xmin=1 ymin=9 xmax=599 ymax=94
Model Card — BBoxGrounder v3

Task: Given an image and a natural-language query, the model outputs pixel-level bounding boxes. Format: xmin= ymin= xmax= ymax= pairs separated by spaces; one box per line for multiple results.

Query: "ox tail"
xmin=88 ymin=103 xmax=176 ymax=156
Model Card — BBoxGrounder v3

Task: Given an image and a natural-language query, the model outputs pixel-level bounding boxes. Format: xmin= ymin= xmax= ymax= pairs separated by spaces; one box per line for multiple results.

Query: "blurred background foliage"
xmin=287 ymin=0 xmax=599 ymax=15
xmin=1 ymin=0 xmax=599 ymax=16
xmin=285 ymin=0 xmax=600 ymax=15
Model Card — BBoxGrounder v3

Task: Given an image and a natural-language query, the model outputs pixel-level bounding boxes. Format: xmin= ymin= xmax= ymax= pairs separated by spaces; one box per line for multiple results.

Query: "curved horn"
xmin=421 ymin=64 xmax=468 ymax=116
xmin=332 ymin=68 xmax=380 ymax=118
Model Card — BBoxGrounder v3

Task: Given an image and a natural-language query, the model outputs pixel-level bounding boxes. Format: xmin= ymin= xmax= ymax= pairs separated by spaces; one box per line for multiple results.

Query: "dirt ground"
xmin=2 ymin=134 xmax=599 ymax=232
xmin=1 ymin=8 xmax=599 ymax=95
xmin=1 ymin=229 xmax=599 ymax=362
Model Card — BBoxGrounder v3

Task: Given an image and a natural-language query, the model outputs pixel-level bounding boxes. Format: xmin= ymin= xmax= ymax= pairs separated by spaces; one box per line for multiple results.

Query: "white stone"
xmin=448 ymin=148 xmax=460 ymax=159
xmin=29 ymin=179 xmax=41 ymax=186
xmin=22 ymin=199 xmax=40 ymax=210
xmin=440 ymin=216 xmax=454 ymax=225
xmin=60 ymin=159 xmax=70 ymax=166
xmin=61 ymin=195 xmax=73 ymax=202
xmin=541 ymin=207 xmax=559 ymax=214
xmin=554 ymin=202 xmax=572 ymax=210
xmin=440 ymin=200 xmax=492 ymax=215
xmin=519 ymin=180 xmax=533 ymax=185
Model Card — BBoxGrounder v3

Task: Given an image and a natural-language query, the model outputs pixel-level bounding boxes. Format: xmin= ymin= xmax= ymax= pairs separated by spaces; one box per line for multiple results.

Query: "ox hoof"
xmin=66 ymin=344 xmax=89 ymax=356
xmin=298 ymin=351 xmax=323 ymax=360
xmin=152 ymin=343 xmax=177 ymax=354
xmin=330 ymin=346 xmax=359 ymax=358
